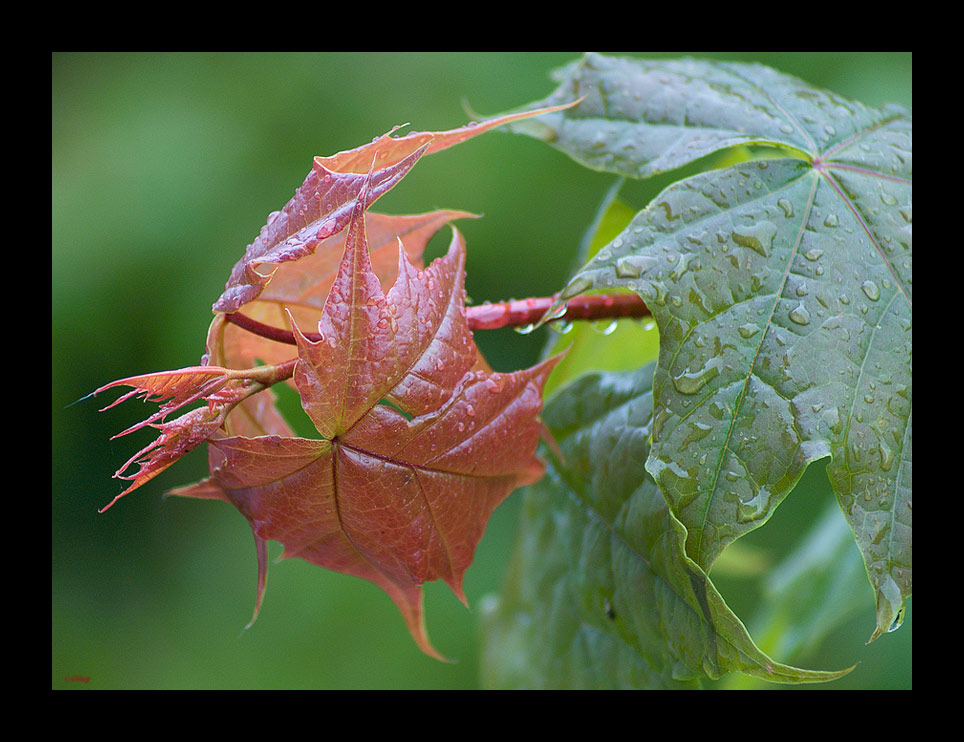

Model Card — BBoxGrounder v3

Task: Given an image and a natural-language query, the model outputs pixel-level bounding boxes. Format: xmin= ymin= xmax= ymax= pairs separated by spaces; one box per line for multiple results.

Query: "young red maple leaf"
xmin=172 ymin=179 xmax=561 ymax=660
xmin=91 ymin=364 xmax=294 ymax=512
xmin=212 ymin=103 xmax=576 ymax=315
xmin=93 ymin=106 xmax=572 ymax=512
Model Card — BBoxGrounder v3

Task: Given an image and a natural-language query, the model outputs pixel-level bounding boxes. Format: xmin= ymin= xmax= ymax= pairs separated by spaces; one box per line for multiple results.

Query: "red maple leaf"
xmin=173 ymin=179 xmax=561 ymax=659
xmin=94 ymin=103 xmax=578 ymax=657
xmin=93 ymin=106 xmax=573 ymax=513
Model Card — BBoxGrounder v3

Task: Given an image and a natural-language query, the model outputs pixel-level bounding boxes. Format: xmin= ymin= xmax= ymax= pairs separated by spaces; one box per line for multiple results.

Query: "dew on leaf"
xmin=731 ymin=221 xmax=777 ymax=258
xmin=680 ymin=421 xmax=714 ymax=450
xmin=615 ymin=254 xmax=657 ymax=278
xmin=788 ymin=303 xmax=811 ymax=326
xmin=737 ymin=486 xmax=772 ymax=524
xmin=888 ymin=604 xmax=906 ymax=633
xmin=670 ymin=253 xmax=691 ymax=281
xmin=738 ymin=323 xmax=761 ymax=339
xmin=861 ymin=280 xmax=881 ymax=301
xmin=484 ymin=377 xmax=503 ymax=394
xmin=672 ymin=356 xmax=722 ymax=395
xmin=878 ymin=441 xmax=894 ymax=472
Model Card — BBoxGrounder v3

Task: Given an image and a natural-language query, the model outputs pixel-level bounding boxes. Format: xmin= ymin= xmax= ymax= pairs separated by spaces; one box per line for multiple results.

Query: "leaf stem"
xmin=224 ymin=292 xmax=650 ymax=344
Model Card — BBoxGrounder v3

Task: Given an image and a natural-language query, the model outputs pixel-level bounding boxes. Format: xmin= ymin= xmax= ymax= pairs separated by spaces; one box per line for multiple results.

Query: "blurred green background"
xmin=53 ymin=52 xmax=911 ymax=689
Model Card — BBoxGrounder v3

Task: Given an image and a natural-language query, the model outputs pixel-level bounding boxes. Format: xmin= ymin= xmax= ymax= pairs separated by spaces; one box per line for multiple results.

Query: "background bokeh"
xmin=53 ymin=52 xmax=911 ymax=689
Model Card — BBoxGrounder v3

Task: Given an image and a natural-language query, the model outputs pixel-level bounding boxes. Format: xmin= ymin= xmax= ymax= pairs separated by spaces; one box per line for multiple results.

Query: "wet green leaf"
xmin=522 ymin=54 xmax=912 ymax=642
xmin=480 ymin=366 xmax=852 ymax=688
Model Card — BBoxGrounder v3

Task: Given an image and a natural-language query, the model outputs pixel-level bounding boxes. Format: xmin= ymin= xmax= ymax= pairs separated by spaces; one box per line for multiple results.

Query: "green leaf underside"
xmin=482 ymin=366 xmax=852 ymax=688
xmin=521 ymin=54 xmax=911 ymax=641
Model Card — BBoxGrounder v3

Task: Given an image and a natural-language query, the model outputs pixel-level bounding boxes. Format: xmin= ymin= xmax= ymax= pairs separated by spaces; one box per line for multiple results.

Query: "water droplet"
xmin=731 ymin=221 xmax=777 ymax=257
xmin=738 ymin=323 xmax=760 ymax=339
xmin=878 ymin=441 xmax=894 ymax=472
xmin=888 ymin=604 xmax=905 ymax=633
xmin=737 ymin=487 xmax=772 ymax=523
xmin=672 ymin=357 xmax=722 ymax=395
xmin=592 ymin=320 xmax=618 ymax=335
xmin=670 ymin=253 xmax=691 ymax=281
xmin=514 ymin=323 xmax=536 ymax=335
xmin=635 ymin=280 xmax=667 ymax=306
xmin=777 ymin=198 xmax=794 ymax=218
xmin=823 ymin=213 xmax=839 ymax=228
xmin=657 ymin=199 xmax=678 ymax=220
xmin=680 ymin=421 xmax=714 ymax=450
xmin=861 ymin=280 xmax=881 ymax=301
xmin=789 ymin=303 xmax=811 ymax=326
xmin=615 ymin=254 xmax=657 ymax=278
xmin=465 ymin=404 xmax=476 ymax=417
xmin=545 ymin=303 xmax=568 ymax=321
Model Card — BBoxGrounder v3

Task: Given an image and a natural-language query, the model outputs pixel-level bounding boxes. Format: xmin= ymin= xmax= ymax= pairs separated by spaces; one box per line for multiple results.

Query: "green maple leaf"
xmin=481 ymin=365 xmax=853 ymax=687
xmin=516 ymin=54 xmax=911 ymax=642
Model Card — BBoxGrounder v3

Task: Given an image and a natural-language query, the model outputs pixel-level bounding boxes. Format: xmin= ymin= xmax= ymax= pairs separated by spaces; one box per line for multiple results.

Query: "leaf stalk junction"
xmin=225 ymin=290 xmax=650 ymax=343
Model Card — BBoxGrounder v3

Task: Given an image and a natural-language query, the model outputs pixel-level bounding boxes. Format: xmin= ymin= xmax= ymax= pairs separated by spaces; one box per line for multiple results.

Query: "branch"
xmin=225 ymin=292 xmax=650 ymax=344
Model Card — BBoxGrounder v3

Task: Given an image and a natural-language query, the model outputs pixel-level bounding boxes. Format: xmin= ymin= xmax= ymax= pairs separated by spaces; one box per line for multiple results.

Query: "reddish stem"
xmin=224 ymin=292 xmax=650 ymax=345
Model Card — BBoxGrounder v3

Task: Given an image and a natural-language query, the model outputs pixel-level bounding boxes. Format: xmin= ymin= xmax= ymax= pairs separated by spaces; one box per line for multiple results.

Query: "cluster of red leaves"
xmin=95 ymin=106 xmax=569 ymax=658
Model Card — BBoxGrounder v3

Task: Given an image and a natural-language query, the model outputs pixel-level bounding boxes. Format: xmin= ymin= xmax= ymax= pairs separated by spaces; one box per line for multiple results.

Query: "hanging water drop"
xmin=592 ymin=319 xmax=618 ymax=336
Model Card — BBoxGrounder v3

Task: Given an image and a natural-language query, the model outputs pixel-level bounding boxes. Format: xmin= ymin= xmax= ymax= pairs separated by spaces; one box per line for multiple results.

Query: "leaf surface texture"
xmin=520 ymin=53 xmax=912 ymax=641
